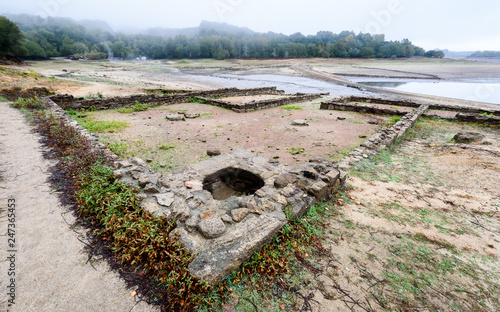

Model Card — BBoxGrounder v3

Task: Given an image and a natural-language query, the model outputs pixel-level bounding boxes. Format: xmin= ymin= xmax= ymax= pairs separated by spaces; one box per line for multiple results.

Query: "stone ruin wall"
xmin=321 ymin=96 xmax=500 ymax=125
xmin=195 ymin=92 xmax=327 ymax=113
xmin=334 ymin=96 xmax=500 ymax=116
xmin=49 ymin=87 xmax=286 ymax=111
xmin=42 ymin=88 xmax=499 ymax=284
xmin=334 ymin=104 xmax=430 ymax=168
xmin=40 ymin=90 xmax=345 ymax=285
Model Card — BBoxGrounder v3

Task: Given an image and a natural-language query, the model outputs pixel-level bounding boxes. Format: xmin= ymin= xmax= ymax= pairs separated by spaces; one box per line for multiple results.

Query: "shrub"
xmin=133 ymin=101 xmax=148 ymax=112
xmin=12 ymin=96 xmax=47 ymax=110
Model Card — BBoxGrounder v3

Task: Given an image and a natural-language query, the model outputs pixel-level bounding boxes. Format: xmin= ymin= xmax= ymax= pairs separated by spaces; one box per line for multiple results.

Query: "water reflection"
xmin=191 ymin=73 xmax=369 ymax=96
xmin=358 ymin=81 xmax=407 ymax=88
xmin=357 ymin=80 xmax=500 ymax=105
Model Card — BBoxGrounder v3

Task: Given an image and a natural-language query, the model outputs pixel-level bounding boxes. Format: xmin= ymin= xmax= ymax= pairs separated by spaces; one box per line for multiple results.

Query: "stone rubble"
xmin=114 ymin=148 xmax=345 ymax=284
xmin=336 ymin=104 xmax=430 ymax=169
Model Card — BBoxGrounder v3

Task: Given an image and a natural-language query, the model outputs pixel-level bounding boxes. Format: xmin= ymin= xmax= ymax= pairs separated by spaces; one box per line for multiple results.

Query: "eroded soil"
xmin=85 ymin=98 xmax=390 ymax=173
xmin=1 ymin=58 xmax=499 ymax=311
xmin=299 ymin=119 xmax=500 ymax=311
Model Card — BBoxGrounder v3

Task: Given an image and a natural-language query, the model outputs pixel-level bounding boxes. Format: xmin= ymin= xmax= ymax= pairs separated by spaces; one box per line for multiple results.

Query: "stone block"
xmin=199 ymin=215 xmax=227 ymax=239
xmin=308 ymin=181 xmax=329 ymax=200
xmin=274 ymin=173 xmax=298 ymax=188
xmin=155 ymin=193 xmax=175 ymax=207
xmin=231 ymin=208 xmax=251 ymax=222
xmin=188 ymin=215 xmax=285 ymax=285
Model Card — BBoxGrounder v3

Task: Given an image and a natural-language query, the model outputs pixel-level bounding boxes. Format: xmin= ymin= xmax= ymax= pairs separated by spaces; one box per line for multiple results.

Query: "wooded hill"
xmin=2 ymin=14 xmax=443 ymax=60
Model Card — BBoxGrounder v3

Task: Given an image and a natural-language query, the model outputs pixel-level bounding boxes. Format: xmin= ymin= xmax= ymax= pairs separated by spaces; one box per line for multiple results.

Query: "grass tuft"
xmin=281 ymin=105 xmax=303 ymax=110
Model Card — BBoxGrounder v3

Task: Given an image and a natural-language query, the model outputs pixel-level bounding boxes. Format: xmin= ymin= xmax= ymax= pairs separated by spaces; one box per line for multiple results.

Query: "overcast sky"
xmin=2 ymin=0 xmax=499 ymax=51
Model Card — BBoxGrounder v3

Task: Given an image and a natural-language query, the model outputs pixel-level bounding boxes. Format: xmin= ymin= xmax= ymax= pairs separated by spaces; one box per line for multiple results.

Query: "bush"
xmin=133 ymin=101 xmax=148 ymax=112
xmin=117 ymin=101 xmax=148 ymax=113
xmin=12 ymin=96 xmax=47 ymax=109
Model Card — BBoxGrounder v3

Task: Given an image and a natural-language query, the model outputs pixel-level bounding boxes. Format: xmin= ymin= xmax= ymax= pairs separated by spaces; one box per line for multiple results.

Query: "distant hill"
xmin=468 ymin=51 xmax=500 ymax=58
xmin=442 ymin=49 xmax=474 ymax=58
xmin=143 ymin=20 xmax=255 ymax=38
xmin=78 ymin=19 xmax=114 ymax=32
xmin=3 ymin=13 xmax=434 ymax=61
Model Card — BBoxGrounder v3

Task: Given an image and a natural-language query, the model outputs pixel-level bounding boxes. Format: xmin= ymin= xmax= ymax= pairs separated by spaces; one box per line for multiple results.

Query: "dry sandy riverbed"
xmin=1 ymin=58 xmax=499 ymax=311
xmin=87 ymin=98 xmax=389 ymax=173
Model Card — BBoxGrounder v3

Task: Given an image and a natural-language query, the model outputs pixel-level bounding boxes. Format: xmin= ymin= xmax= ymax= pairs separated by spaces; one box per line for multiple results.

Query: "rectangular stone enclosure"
xmin=44 ymin=87 xmax=345 ymax=285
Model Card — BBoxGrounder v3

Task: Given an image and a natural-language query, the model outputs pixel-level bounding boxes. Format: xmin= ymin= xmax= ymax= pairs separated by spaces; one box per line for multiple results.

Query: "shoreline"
xmin=19 ymin=57 xmax=500 ymax=111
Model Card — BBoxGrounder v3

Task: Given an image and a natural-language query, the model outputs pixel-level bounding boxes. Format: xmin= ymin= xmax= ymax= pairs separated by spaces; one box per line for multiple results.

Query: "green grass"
xmin=189 ymin=97 xmax=207 ymax=104
xmin=390 ymin=115 xmax=402 ymax=125
xmin=106 ymin=140 xmax=130 ymax=156
xmin=281 ymin=104 xmax=303 ymax=110
xmin=117 ymin=101 xmax=149 ymax=114
xmin=83 ymin=119 xmax=129 ymax=133
xmin=0 ymin=95 xmax=9 ymax=102
xmin=380 ymin=236 xmax=500 ymax=310
xmin=287 ymin=146 xmax=306 ymax=155
xmin=11 ymin=97 xmax=47 ymax=110
xmin=72 ymin=114 xmax=129 ymax=133
xmin=158 ymin=143 xmax=175 ymax=150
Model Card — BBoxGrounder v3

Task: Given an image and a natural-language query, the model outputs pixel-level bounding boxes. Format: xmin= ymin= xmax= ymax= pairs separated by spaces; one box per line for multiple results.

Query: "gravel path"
xmin=0 ymin=102 xmax=158 ymax=312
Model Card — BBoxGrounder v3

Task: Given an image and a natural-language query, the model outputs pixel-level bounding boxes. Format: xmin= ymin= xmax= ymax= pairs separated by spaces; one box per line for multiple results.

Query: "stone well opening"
xmin=203 ymin=167 xmax=265 ymax=200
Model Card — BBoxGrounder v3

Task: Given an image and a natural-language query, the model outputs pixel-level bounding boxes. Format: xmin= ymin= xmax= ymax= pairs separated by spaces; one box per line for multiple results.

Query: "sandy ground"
xmin=90 ymin=99 xmax=388 ymax=173
xmin=25 ymin=58 xmax=500 ymax=110
xmin=302 ymin=121 xmax=500 ymax=311
xmin=0 ymin=102 xmax=158 ymax=312
xmin=1 ymin=58 xmax=499 ymax=311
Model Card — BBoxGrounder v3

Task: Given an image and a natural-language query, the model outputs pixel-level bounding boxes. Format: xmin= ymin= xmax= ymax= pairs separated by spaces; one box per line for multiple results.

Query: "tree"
xmin=21 ymin=39 xmax=45 ymax=58
xmin=0 ymin=16 xmax=24 ymax=56
xmin=360 ymin=47 xmax=376 ymax=58
xmin=424 ymin=50 xmax=444 ymax=58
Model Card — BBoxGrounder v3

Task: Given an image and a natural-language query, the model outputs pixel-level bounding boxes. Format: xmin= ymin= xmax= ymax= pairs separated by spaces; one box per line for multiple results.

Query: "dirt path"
xmin=0 ymin=102 xmax=158 ymax=312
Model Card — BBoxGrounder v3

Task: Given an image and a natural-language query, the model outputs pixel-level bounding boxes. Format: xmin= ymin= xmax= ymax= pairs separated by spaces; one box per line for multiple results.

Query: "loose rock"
xmin=453 ymin=132 xmax=485 ymax=144
xmin=274 ymin=173 xmax=298 ymax=188
xmin=199 ymin=216 xmax=227 ymax=238
xmin=166 ymin=114 xmax=184 ymax=121
xmin=259 ymin=198 xmax=275 ymax=213
xmin=143 ymin=183 xmax=160 ymax=193
xmin=138 ymin=174 xmax=151 ymax=187
xmin=231 ymin=208 xmax=251 ymax=222
xmin=291 ymin=119 xmax=309 ymax=126
xmin=207 ymin=148 xmax=221 ymax=156
xmin=171 ymin=200 xmax=190 ymax=222
xmin=200 ymin=210 xmax=216 ymax=220
xmin=131 ymin=157 xmax=147 ymax=167
xmin=155 ymin=193 xmax=175 ymax=207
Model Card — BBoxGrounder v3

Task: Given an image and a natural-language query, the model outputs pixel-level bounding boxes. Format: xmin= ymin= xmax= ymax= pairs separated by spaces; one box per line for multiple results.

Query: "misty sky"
xmin=2 ymin=0 xmax=499 ymax=51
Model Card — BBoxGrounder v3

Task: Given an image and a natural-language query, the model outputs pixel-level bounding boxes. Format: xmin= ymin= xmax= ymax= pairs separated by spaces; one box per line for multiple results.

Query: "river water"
xmin=187 ymin=72 xmax=500 ymax=105
xmin=353 ymin=78 xmax=500 ymax=105
xmin=191 ymin=73 xmax=370 ymax=96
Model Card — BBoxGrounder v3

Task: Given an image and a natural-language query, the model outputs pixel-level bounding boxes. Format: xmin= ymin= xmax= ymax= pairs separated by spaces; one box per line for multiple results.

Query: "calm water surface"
xmin=191 ymin=73 xmax=370 ymax=96
xmin=356 ymin=79 xmax=500 ymax=105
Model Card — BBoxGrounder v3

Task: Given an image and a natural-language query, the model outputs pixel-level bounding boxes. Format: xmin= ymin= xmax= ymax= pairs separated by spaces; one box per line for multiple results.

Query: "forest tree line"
xmin=1 ymin=14 xmax=445 ymax=60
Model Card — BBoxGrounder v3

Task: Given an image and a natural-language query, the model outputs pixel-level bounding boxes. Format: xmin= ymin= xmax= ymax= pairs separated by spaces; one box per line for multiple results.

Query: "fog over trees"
xmin=2 ymin=14 xmax=442 ymax=60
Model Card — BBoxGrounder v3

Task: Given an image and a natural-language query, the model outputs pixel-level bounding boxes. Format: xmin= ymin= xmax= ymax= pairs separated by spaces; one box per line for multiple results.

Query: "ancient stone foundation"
xmin=336 ymin=104 xmax=430 ymax=169
xmin=114 ymin=150 xmax=345 ymax=284
xmin=48 ymin=87 xmax=326 ymax=113
xmin=320 ymin=96 xmax=500 ymax=125
xmin=41 ymin=88 xmax=344 ymax=285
